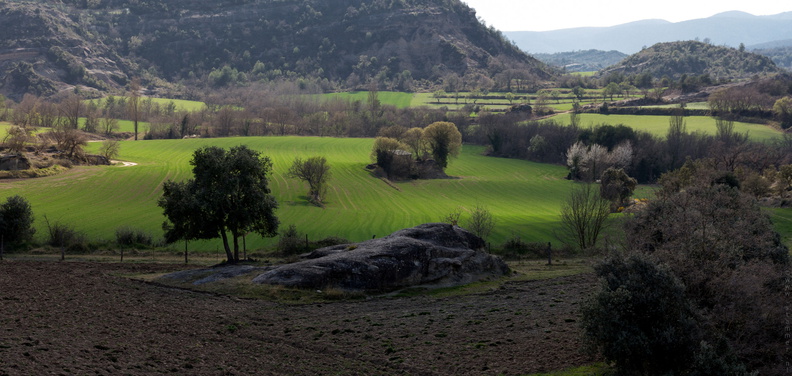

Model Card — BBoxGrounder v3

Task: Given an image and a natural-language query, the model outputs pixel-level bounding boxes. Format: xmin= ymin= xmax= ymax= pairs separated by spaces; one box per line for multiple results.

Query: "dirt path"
xmin=0 ymin=261 xmax=597 ymax=375
xmin=111 ymin=160 xmax=138 ymax=167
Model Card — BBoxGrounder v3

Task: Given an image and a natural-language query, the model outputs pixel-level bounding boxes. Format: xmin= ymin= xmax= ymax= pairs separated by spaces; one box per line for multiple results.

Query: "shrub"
xmin=581 ymin=253 xmax=700 ymax=375
xmin=44 ymin=219 xmax=87 ymax=252
xmin=115 ymin=226 xmax=154 ymax=247
xmin=277 ymin=224 xmax=306 ymax=256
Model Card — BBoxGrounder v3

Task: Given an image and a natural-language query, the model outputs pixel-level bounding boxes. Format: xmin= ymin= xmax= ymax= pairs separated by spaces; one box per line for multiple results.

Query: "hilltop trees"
xmin=158 ymin=145 xmax=279 ymax=263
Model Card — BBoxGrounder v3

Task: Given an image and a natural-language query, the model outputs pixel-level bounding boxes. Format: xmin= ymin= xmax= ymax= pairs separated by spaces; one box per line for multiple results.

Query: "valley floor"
xmin=0 ymin=261 xmax=596 ymax=375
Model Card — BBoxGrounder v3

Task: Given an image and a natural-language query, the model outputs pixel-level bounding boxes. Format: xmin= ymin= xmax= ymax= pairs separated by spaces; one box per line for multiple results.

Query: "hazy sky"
xmin=462 ymin=0 xmax=792 ymax=31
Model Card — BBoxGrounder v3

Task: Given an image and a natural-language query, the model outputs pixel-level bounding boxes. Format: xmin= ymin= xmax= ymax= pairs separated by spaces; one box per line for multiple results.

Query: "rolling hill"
xmin=601 ymin=40 xmax=782 ymax=80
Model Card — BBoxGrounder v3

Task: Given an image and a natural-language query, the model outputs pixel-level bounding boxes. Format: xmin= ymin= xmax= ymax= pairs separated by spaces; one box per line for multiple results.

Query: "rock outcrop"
xmin=252 ymin=223 xmax=510 ymax=291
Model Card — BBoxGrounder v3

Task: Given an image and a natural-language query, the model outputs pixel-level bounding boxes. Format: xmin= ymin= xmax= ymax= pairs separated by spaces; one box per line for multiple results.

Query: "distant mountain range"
xmin=505 ymin=11 xmax=792 ymax=54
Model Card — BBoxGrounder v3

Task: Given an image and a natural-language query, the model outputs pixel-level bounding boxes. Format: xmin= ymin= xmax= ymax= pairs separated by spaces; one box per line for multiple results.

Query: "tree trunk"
xmin=220 ymin=231 xmax=233 ymax=262
xmin=232 ymin=230 xmax=240 ymax=262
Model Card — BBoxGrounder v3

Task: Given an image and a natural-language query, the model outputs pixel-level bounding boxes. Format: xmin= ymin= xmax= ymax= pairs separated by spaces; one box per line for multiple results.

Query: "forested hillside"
xmin=0 ymin=0 xmax=553 ymax=99
xmin=603 ymin=40 xmax=782 ymax=80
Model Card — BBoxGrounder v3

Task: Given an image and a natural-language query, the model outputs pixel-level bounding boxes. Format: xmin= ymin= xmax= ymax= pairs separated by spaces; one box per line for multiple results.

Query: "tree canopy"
xmin=158 ymin=145 xmax=279 ymax=262
xmin=0 ymin=195 xmax=35 ymax=250
xmin=422 ymin=121 xmax=462 ymax=170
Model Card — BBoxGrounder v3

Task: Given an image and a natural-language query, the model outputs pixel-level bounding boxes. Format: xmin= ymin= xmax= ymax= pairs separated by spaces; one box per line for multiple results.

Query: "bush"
xmin=44 ymin=220 xmax=87 ymax=252
xmin=115 ymin=226 xmax=154 ymax=247
xmin=277 ymin=224 xmax=307 ymax=256
xmin=497 ymin=236 xmax=550 ymax=259
xmin=581 ymin=253 xmax=701 ymax=375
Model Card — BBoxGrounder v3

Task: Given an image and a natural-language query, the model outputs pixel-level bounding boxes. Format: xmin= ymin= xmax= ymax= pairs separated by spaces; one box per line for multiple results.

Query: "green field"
xmin=318 ymin=91 xmax=415 ymax=108
xmin=0 ymin=137 xmax=579 ymax=251
xmin=86 ymin=97 xmax=207 ymax=112
xmin=547 ymin=113 xmax=784 ymax=141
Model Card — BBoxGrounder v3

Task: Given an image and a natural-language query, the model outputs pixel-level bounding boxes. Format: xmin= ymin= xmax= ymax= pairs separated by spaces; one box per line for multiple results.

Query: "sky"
xmin=461 ymin=0 xmax=792 ymax=31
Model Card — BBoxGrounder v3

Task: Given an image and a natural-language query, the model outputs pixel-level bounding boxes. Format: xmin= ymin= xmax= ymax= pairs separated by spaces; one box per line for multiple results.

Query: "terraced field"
xmin=1 ymin=137 xmax=575 ymax=251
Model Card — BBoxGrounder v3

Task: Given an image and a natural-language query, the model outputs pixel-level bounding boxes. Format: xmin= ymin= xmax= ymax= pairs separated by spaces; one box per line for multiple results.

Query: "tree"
xmin=128 ymin=78 xmax=141 ymax=141
xmin=422 ymin=121 xmax=462 ymax=170
xmin=581 ymin=253 xmax=700 ymax=376
xmin=59 ymin=92 xmax=84 ymax=130
xmin=603 ymin=82 xmax=621 ymax=100
xmin=558 ymin=183 xmax=610 ymax=250
xmin=99 ymin=139 xmax=121 ymax=160
xmin=100 ymin=117 xmax=119 ymax=135
xmin=371 ymin=137 xmax=409 ymax=179
xmin=158 ymin=145 xmax=279 ymax=262
xmin=464 ymin=204 xmax=495 ymax=240
xmin=572 ymin=86 xmax=585 ymax=101
xmin=773 ymin=96 xmax=792 ymax=129
xmin=0 ymin=195 xmax=36 ymax=251
xmin=287 ymin=156 xmax=332 ymax=206
xmin=401 ymin=127 xmax=426 ymax=160
xmin=599 ymin=167 xmax=637 ymax=211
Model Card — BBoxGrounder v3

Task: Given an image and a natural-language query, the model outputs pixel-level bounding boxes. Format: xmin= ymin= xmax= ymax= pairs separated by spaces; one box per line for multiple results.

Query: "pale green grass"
xmin=767 ymin=207 xmax=792 ymax=249
xmin=639 ymin=101 xmax=709 ymax=110
xmin=547 ymin=113 xmax=783 ymax=141
xmin=86 ymin=97 xmax=206 ymax=112
xmin=0 ymin=137 xmax=576 ymax=251
xmin=319 ymin=91 xmax=415 ymax=108
xmin=524 ymin=363 xmax=611 ymax=376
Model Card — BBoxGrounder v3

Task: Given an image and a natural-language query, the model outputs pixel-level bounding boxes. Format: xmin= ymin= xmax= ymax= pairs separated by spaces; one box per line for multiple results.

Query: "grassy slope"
xmin=547 ymin=113 xmax=784 ymax=141
xmin=0 ymin=137 xmax=574 ymax=251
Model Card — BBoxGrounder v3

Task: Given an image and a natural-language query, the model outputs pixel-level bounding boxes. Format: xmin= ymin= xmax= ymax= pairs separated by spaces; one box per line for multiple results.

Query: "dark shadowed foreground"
xmin=0 ymin=262 xmax=595 ymax=375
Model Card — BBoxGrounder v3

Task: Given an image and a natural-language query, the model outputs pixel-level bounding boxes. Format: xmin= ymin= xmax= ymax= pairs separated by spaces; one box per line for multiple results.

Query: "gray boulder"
xmin=252 ymin=223 xmax=510 ymax=291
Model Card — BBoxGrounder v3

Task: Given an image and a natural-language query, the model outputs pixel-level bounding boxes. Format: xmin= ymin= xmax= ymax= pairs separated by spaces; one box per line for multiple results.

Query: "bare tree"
xmin=559 ymin=183 xmax=611 ymax=251
xmin=464 ymin=204 xmax=495 ymax=240
xmin=99 ymin=139 xmax=121 ymax=160
xmin=287 ymin=156 xmax=332 ymax=206
xmin=100 ymin=117 xmax=119 ymax=135
xmin=59 ymin=92 xmax=84 ymax=130
xmin=128 ymin=77 xmax=142 ymax=140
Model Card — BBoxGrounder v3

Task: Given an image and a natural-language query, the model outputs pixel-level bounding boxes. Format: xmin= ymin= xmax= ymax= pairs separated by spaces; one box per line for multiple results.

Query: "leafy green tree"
xmin=158 ymin=145 xmax=279 ymax=262
xmin=773 ymin=96 xmax=792 ymax=129
xmin=422 ymin=121 xmax=462 ymax=170
xmin=581 ymin=253 xmax=700 ymax=376
xmin=287 ymin=156 xmax=332 ymax=206
xmin=371 ymin=137 xmax=409 ymax=179
xmin=0 ymin=195 xmax=36 ymax=251
xmin=572 ymin=86 xmax=585 ymax=100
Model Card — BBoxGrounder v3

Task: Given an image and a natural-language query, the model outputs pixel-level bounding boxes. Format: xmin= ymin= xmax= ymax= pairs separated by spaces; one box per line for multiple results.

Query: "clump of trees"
xmin=582 ymin=163 xmax=790 ymax=375
xmin=370 ymin=121 xmax=462 ymax=180
xmin=158 ymin=145 xmax=279 ymax=263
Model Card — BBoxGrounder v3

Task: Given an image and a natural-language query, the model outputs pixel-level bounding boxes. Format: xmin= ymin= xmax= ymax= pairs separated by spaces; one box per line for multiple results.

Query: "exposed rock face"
xmin=252 ymin=223 xmax=510 ymax=291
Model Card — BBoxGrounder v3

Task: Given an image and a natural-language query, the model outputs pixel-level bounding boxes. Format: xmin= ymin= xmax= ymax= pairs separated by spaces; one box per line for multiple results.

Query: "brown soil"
xmin=0 ymin=261 xmax=597 ymax=375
